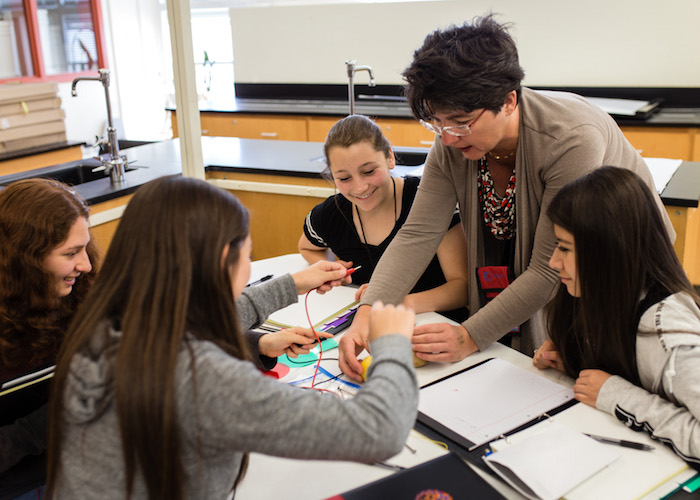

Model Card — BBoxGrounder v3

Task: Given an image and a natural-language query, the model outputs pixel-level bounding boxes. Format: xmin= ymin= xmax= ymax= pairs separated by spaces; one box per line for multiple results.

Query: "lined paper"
xmin=418 ymin=358 xmax=574 ymax=450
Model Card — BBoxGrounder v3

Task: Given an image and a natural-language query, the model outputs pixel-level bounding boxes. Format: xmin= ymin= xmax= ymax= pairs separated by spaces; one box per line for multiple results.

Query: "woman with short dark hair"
xmin=338 ymin=14 xmax=674 ymax=381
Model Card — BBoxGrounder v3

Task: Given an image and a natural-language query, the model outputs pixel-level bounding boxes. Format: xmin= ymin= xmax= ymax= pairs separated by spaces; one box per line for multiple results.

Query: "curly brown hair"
xmin=0 ymin=178 xmax=99 ymax=374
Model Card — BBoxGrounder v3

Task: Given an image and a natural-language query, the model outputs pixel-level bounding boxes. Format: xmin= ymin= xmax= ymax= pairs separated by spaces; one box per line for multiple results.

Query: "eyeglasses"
xmin=419 ymin=109 xmax=487 ymax=137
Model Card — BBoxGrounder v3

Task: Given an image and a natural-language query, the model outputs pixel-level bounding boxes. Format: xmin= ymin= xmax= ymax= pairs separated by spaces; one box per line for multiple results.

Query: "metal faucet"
xmin=345 ymin=60 xmax=375 ymax=115
xmin=71 ymin=68 xmax=127 ymax=185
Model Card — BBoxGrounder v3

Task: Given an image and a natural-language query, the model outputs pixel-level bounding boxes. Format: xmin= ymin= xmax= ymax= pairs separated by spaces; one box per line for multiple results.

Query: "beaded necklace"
xmin=477 ymin=156 xmax=516 ymax=240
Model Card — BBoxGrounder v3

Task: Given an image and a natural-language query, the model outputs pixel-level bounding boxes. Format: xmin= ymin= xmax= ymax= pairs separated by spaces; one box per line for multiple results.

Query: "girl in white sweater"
xmin=534 ymin=166 xmax=700 ymax=467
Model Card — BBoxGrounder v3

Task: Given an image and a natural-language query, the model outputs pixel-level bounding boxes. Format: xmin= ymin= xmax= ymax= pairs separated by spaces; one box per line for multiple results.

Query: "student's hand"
xmin=258 ymin=327 xmax=332 ymax=358
xmin=292 ymin=261 xmax=350 ymax=294
xmin=574 ymin=369 xmax=612 ymax=407
xmin=412 ymin=323 xmax=478 ymax=363
xmin=367 ymin=301 xmax=415 ymax=344
xmin=338 ymin=304 xmax=371 ymax=382
xmin=533 ymin=340 xmax=565 ymax=373
xmin=354 ymin=283 xmax=369 ymax=302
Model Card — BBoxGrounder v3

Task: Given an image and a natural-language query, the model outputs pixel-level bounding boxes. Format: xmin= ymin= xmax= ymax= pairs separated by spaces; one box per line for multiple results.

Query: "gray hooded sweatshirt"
xmin=54 ymin=275 xmax=418 ymax=499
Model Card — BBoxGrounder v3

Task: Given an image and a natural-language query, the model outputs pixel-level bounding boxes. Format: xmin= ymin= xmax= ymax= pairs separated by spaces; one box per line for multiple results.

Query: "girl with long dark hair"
xmin=534 ymin=166 xmax=700 ymax=465
xmin=48 ymin=175 xmax=418 ymax=499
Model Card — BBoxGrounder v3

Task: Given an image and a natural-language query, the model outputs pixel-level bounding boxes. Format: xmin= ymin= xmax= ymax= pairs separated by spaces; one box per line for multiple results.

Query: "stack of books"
xmin=0 ymin=82 xmax=66 ymax=154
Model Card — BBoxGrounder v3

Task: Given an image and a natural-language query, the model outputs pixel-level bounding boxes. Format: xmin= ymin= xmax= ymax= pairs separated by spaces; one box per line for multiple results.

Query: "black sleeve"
xmin=244 ymin=330 xmax=277 ymax=372
xmin=0 ymin=404 xmax=47 ymax=473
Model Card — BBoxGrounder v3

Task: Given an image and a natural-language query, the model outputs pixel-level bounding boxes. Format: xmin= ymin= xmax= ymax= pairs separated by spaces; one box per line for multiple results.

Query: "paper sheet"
xmin=642 ymin=157 xmax=683 ymax=194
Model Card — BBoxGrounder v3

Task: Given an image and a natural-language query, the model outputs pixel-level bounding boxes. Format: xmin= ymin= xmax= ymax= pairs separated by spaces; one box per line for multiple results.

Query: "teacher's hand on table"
xmin=292 ymin=260 xmax=350 ymax=294
xmin=412 ymin=322 xmax=478 ymax=363
xmin=258 ymin=327 xmax=332 ymax=358
xmin=338 ymin=304 xmax=371 ymax=382
xmin=574 ymin=369 xmax=612 ymax=407
xmin=533 ymin=339 xmax=565 ymax=373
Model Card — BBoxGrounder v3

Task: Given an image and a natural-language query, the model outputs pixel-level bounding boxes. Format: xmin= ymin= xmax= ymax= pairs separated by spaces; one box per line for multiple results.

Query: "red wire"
xmin=304 ymin=289 xmax=323 ymax=388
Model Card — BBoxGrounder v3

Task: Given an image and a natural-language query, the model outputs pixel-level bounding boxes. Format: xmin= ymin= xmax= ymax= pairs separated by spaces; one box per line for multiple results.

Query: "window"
xmin=160 ymin=8 xmax=235 ymax=101
xmin=0 ymin=0 xmax=107 ymax=82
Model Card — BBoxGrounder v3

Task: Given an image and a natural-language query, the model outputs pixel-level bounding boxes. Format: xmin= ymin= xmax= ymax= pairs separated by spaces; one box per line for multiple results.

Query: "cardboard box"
xmin=0 ymin=97 xmax=62 ymax=117
xmin=0 ymin=132 xmax=67 ymax=154
xmin=0 ymin=108 xmax=65 ymax=130
xmin=0 ymin=82 xmax=58 ymax=104
xmin=0 ymin=120 xmax=66 ymax=143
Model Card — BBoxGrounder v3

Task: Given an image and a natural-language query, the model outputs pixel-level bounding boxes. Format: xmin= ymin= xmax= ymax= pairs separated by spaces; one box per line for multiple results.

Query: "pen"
xmin=584 ymin=433 xmax=655 ymax=451
xmin=246 ymin=274 xmax=273 ymax=287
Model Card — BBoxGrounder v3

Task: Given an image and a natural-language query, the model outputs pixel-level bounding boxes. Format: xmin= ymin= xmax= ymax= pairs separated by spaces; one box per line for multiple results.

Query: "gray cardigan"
xmin=55 ymin=275 xmax=418 ymax=499
xmin=362 ymin=88 xmax=673 ymax=355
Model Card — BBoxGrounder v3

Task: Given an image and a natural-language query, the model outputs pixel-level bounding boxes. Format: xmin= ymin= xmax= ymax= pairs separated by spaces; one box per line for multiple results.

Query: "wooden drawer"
xmin=621 ymin=127 xmax=694 ymax=160
xmin=201 ymin=113 xmax=308 ymax=141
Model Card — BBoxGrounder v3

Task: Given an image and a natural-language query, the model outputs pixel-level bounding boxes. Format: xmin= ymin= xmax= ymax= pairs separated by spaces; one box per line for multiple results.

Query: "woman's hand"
xmin=411 ymin=323 xmax=478 ymax=363
xmin=292 ymin=260 xmax=350 ymax=294
xmin=354 ymin=283 xmax=369 ymax=302
xmin=533 ymin=340 xmax=565 ymax=373
xmin=574 ymin=369 xmax=612 ymax=407
xmin=258 ymin=327 xmax=332 ymax=358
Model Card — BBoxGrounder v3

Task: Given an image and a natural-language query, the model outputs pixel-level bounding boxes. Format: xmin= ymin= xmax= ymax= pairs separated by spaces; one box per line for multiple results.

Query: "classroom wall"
xmin=229 ymin=0 xmax=700 ymax=87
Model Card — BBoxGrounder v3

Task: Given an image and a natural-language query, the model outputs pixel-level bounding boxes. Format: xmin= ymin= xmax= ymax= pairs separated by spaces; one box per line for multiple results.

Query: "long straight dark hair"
xmin=546 ymin=166 xmax=699 ymax=383
xmin=47 ymin=175 xmax=252 ymax=499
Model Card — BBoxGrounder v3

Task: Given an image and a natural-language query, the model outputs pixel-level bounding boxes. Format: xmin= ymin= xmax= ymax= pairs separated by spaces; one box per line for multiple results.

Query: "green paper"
xmin=278 ymin=338 xmax=338 ymax=367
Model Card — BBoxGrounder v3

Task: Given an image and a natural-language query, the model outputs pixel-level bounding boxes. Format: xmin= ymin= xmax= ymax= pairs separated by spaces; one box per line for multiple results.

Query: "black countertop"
xmin=0 ymin=137 xmax=698 ymax=208
xmin=187 ymin=97 xmax=700 ymax=127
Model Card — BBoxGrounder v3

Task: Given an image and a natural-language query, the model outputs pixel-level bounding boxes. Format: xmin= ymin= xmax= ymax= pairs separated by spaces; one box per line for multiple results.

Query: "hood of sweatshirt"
xmin=63 ymin=321 xmax=119 ymax=424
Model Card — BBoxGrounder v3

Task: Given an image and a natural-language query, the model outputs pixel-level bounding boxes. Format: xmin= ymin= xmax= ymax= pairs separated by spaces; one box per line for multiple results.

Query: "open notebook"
xmin=486 ymin=404 xmax=690 ymax=500
xmin=484 ymin=422 xmax=619 ymax=500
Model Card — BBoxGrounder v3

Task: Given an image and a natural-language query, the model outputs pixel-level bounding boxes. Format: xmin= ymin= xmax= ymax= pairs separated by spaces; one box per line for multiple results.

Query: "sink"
xmin=0 ymin=162 xmax=137 ymax=187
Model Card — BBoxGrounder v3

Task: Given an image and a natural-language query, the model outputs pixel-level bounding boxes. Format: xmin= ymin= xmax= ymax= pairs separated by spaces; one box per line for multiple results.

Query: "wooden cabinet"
xmin=307 ymin=116 xmax=338 ymax=142
xmin=88 ymin=194 xmax=133 ymax=255
xmin=375 ymin=118 xmax=435 ymax=148
xmin=173 ymin=112 xmax=308 ymax=141
xmin=308 ymin=116 xmax=435 ymax=148
xmin=620 ymin=127 xmax=695 ymax=160
xmin=0 ymin=145 xmax=83 ymax=177
xmin=693 ymin=130 xmax=700 ymax=161
xmin=206 ymin=170 xmax=333 ymax=260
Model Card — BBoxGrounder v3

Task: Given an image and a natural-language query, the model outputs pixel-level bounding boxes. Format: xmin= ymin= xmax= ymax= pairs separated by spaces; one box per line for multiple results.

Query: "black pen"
xmin=584 ymin=433 xmax=655 ymax=451
xmin=246 ymin=274 xmax=273 ymax=287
